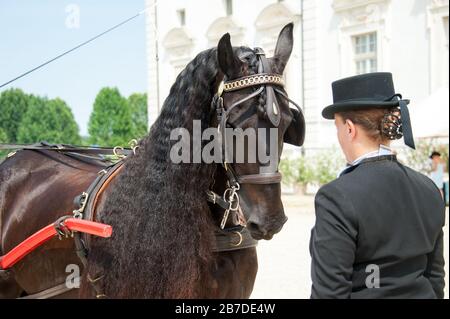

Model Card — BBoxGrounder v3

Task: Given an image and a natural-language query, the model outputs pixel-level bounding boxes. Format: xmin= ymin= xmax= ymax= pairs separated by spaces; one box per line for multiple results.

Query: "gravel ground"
xmin=251 ymin=194 xmax=449 ymax=299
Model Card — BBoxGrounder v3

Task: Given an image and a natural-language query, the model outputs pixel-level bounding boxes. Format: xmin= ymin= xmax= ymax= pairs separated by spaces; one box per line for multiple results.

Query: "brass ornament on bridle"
xmin=222 ymin=73 xmax=285 ymax=92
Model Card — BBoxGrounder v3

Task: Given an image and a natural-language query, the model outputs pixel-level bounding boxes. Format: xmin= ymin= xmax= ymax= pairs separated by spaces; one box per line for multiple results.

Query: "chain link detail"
xmin=223 ymin=73 xmax=284 ymax=92
xmin=220 ymin=184 xmax=241 ymax=229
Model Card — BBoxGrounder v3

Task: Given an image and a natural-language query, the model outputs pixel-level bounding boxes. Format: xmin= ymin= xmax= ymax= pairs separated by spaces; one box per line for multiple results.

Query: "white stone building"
xmin=145 ymin=0 xmax=449 ymax=152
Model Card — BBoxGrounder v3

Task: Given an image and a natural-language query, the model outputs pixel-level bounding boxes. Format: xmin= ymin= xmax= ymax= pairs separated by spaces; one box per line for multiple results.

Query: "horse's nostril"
xmin=247 ymin=222 xmax=260 ymax=232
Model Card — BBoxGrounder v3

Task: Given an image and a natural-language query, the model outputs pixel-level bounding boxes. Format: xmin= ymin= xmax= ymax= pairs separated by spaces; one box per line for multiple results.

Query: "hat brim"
xmin=322 ymin=100 xmax=405 ymax=120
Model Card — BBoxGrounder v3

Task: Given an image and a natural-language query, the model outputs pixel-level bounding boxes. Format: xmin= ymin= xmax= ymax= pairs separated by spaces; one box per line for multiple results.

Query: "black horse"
xmin=0 ymin=23 xmax=304 ymax=298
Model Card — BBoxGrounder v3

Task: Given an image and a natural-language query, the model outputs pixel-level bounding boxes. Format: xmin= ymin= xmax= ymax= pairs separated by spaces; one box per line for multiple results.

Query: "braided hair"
xmin=339 ymin=107 xmax=403 ymax=143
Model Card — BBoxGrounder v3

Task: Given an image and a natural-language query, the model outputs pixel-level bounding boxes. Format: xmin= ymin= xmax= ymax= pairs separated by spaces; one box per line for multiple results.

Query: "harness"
xmin=70 ymin=149 xmax=260 ymax=298
xmin=0 ymin=141 xmax=133 ymax=163
xmin=206 ymin=47 xmax=304 ymax=229
xmin=0 ymin=143 xmax=129 ymax=299
xmin=0 ymin=143 xmax=259 ymax=298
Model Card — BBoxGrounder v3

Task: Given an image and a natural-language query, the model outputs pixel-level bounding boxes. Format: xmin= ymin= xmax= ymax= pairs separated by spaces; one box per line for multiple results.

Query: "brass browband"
xmin=223 ymin=73 xmax=284 ymax=92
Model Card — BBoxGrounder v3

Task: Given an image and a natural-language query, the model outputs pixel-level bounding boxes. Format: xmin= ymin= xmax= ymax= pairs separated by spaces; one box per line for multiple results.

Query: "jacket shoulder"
xmin=315 ymin=179 xmax=358 ymax=222
xmin=335 ymin=159 xmax=435 ymax=186
xmin=328 ymin=159 xmax=443 ymax=208
xmin=401 ymin=163 xmax=444 ymax=194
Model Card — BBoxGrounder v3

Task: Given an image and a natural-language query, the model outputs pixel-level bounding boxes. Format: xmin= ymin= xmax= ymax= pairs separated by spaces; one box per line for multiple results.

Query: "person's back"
xmin=310 ymin=72 xmax=446 ymax=299
xmin=317 ymin=155 xmax=445 ymax=298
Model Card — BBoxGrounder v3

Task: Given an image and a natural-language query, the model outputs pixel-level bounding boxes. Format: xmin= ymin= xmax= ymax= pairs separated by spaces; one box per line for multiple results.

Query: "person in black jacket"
xmin=310 ymin=72 xmax=446 ymax=299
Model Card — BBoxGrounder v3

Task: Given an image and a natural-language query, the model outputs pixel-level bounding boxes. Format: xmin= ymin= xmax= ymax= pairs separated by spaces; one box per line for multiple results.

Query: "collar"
xmin=339 ymin=145 xmax=394 ymax=177
xmin=351 ymin=144 xmax=393 ymax=166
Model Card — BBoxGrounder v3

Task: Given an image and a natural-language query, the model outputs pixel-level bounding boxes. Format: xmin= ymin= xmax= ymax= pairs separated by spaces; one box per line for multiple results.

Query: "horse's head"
xmin=212 ymin=23 xmax=305 ymax=240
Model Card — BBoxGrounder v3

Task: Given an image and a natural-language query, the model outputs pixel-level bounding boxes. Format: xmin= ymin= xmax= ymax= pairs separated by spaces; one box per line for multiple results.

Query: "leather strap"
xmin=274 ymin=87 xmax=303 ymax=113
xmin=255 ymin=48 xmax=281 ymax=127
xmin=18 ymin=281 xmax=76 ymax=299
xmin=206 ymin=190 xmax=231 ymax=211
xmin=237 ymin=172 xmax=282 ymax=184
xmin=212 ymin=227 xmax=257 ymax=252
xmin=0 ymin=142 xmax=132 ymax=156
xmin=81 ymin=162 xmax=125 ymax=248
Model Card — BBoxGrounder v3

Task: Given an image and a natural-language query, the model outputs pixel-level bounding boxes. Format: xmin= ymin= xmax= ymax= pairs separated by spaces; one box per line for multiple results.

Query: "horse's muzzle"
xmin=247 ymin=214 xmax=288 ymax=240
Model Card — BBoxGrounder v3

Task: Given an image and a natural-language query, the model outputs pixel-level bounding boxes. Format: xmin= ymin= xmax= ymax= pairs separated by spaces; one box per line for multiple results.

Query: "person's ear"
xmin=346 ymin=119 xmax=357 ymax=141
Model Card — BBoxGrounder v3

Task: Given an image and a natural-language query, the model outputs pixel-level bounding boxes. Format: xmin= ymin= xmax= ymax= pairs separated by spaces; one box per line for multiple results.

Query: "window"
xmin=428 ymin=1 xmax=449 ymax=90
xmin=225 ymin=0 xmax=233 ymax=16
xmin=353 ymin=32 xmax=377 ymax=74
xmin=177 ymin=9 xmax=186 ymax=26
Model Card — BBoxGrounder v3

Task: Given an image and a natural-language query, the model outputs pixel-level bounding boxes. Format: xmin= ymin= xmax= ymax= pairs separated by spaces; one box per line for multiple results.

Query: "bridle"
xmin=207 ymin=47 xmax=303 ymax=229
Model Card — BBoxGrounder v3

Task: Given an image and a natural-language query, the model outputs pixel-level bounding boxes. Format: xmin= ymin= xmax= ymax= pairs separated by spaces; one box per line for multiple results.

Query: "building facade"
xmin=145 ymin=0 xmax=449 ymax=152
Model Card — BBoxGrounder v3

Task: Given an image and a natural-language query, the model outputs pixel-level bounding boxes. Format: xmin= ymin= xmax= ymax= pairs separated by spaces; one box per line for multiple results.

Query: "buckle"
xmin=73 ymin=192 xmax=89 ymax=218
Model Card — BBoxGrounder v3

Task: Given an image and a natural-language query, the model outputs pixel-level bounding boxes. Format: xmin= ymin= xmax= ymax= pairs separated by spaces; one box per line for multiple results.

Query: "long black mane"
xmin=82 ymin=46 xmax=259 ymax=298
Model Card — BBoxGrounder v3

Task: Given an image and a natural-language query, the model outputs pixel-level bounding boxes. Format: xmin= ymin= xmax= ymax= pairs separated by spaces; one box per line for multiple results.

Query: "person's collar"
xmin=351 ymin=144 xmax=393 ymax=166
xmin=338 ymin=144 xmax=393 ymax=177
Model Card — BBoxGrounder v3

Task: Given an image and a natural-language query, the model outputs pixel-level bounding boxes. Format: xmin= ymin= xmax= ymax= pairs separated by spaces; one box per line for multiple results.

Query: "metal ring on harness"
xmin=128 ymin=139 xmax=140 ymax=155
xmin=53 ymin=216 xmax=73 ymax=239
xmin=223 ymin=188 xmax=240 ymax=211
xmin=73 ymin=192 xmax=89 ymax=219
xmin=113 ymin=146 xmax=125 ymax=158
xmin=231 ymin=231 xmax=243 ymax=247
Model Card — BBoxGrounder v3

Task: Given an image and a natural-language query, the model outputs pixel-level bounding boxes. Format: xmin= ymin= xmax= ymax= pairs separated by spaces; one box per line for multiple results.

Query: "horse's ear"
xmin=217 ymin=33 xmax=243 ymax=79
xmin=272 ymin=23 xmax=294 ymax=74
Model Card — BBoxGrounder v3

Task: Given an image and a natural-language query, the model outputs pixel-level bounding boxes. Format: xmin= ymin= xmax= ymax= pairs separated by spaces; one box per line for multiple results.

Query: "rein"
xmin=0 ymin=141 xmax=133 ymax=157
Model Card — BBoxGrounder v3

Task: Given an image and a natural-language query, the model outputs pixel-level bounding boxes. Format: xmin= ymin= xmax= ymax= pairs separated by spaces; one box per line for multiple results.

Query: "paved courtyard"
xmin=251 ymin=194 xmax=449 ymax=299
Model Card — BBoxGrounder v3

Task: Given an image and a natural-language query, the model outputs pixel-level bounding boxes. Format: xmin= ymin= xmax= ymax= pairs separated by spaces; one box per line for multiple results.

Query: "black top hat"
xmin=322 ymin=72 xmax=406 ymax=119
xmin=322 ymin=72 xmax=415 ymax=149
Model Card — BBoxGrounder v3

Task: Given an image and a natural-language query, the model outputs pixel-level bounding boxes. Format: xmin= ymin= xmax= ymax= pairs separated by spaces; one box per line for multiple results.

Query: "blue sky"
xmin=0 ymin=0 xmax=147 ymax=136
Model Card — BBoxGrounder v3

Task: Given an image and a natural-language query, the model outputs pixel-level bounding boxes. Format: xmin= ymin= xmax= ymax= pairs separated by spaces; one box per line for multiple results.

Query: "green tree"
xmin=88 ymin=87 xmax=133 ymax=146
xmin=0 ymin=128 xmax=8 ymax=159
xmin=17 ymin=96 xmax=81 ymax=144
xmin=128 ymin=93 xmax=148 ymax=138
xmin=295 ymin=155 xmax=315 ymax=189
xmin=80 ymin=135 xmax=91 ymax=146
xmin=0 ymin=88 xmax=30 ymax=142
xmin=312 ymin=149 xmax=344 ymax=185
xmin=0 ymin=128 xmax=7 ymax=143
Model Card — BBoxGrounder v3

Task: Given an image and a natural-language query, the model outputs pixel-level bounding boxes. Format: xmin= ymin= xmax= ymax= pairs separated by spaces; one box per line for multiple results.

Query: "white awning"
xmin=410 ymin=87 xmax=449 ymax=138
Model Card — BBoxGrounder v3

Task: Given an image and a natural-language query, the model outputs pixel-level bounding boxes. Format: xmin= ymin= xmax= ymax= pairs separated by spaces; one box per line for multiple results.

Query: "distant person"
xmin=310 ymin=72 xmax=445 ymax=299
xmin=430 ymin=151 xmax=446 ymax=199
